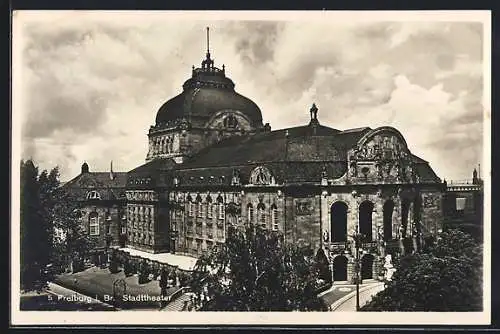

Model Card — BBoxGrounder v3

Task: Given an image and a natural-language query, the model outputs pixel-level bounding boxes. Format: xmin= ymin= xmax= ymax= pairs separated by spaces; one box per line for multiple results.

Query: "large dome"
xmin=155 ymin=52 xmax=263 ymax=128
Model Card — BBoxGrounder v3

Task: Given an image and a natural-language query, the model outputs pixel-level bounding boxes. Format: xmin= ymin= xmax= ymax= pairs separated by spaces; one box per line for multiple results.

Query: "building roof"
xmin=127 ymin=158 xmax=177 ymax=188
xmin=179 ymin=124 xmax=354 ymax=169
xmin=62 ymin=171 xmax=128 ymax=201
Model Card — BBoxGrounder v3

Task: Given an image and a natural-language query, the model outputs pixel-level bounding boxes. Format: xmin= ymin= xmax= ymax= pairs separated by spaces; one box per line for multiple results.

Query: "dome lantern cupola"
xmin=185 ymin=27 xmax=234 ymax=91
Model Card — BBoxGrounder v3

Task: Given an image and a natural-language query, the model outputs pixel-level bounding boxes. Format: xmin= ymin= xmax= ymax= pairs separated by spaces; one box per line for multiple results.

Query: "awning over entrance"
xmin=111 ymin=247 xmax=198 ymax=271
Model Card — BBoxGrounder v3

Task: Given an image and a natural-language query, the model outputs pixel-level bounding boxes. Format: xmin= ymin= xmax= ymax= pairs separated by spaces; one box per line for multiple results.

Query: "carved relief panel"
xmin=249 ymin=166 xmax=276 ymax=186
xmin=347 ymin=129 xmax=418 ymax=184
xmin=207 ymin=110 xmax=253 ymax=132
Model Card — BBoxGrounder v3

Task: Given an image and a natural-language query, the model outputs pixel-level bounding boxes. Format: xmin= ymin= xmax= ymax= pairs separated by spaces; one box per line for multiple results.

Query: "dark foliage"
xmin=191 ymin=224 xmax=328 ymax=311
xmin=20 ymin=159 xmax=95 ymax=291
xmin=362 ymin=229 xmax=483 ymax=311
xmin=109 ymin=251 xmax=120 ymax=274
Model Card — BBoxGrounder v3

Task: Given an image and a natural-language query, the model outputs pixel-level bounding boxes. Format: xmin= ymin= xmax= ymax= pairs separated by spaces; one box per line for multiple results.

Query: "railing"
xmin=384 ymin=239 xmax=401 ymax=251
xmin=363 ymin=241 xmax=378 ymax=253
xmin=447 ymin=179 xmax=482 ymax=186
xmin=329 ymin=242 xmax=347 ymax=253
xmin=163 ymin=286 xmax=191 ymax=306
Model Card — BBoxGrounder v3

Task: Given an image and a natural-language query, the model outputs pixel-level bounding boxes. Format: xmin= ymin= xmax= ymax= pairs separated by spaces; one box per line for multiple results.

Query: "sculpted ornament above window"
xmin=249 ymin=166 xmax=274 ymax=185
xmin=223 ymin=114 xmax=238 ymax=128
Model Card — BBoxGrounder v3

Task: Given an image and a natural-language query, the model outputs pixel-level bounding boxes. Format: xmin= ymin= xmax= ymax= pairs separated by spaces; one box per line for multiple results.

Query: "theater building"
xmin=62 ymin=35 xmax=447 ymax=282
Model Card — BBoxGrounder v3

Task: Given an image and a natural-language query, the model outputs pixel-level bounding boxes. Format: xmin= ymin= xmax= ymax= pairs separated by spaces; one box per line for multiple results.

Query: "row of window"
xmin=184 ymin=202 xmax=279 ymax=231
xmin=89 ymin=214 xmax=127 ymax=236
xmin=185 ymin=238 xmax=219 ymax=254
xmin=187 ymin=202 xmax=225 ymax=220
xmin=247 ymin=204 xmax=279 ymax=231
xmin=128 ymin=231 xmax=154 ymax=245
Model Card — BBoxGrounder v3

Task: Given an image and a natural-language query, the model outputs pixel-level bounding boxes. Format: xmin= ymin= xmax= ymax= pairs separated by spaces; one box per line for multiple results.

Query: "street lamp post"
xmin=351 ymin=226 xmax=364 ymax=311
xmin=330 ymin=261 xmax=334 ymax=286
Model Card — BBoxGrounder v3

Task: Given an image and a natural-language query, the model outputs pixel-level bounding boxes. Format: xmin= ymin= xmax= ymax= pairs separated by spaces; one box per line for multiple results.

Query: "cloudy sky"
xmin=13 ymin=11 xmax=488 ymax=181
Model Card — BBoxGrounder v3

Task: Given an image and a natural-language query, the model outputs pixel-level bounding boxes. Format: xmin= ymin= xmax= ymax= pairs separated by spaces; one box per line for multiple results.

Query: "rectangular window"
xmin=248 ymin=206 xmax=254 ymax=223
xmin=272 ymin=208 xmax=278 ymax=231
xmin=259 ymin=209 xmax=266 ymax=226
xmin=188 ymin=202 xmax=194 ymax=217
xmin=207 ymin=204 xmax=213 ymax=219
xmin=90 ymin=217 xmax=100 ymax=236
xmin=198 ymin=202 xmax=204 ymax=218
xmin=121 ymin=225 xmax=126 ymax=234
xmin=216 ymin=227 xmax=224 ymax=239
xmin=218 ymin=203 xmax=225 ymax=220
xmin=456 ymin=197 xmax=467 ymax=211
xmin=187 ymin=223 xmax=194 ymax=235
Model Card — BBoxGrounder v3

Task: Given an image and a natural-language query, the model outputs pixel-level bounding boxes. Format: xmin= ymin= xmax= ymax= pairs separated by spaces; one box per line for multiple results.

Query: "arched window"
xmin=206 ymin=196 xmax=213 ymax=219
xmin=330 ymin=201 xmax=348 ymax=242
xmin=217 ymin=196 xmax=225 ymax=220
xmin=247 ymin=203 xmax=254 ymax=224
xmin=87 ymin=190 xmax=101 ymax=200
xmin=383 ymin=200 xmax=395 ymax=241
xmin=359 ymin=201 xmax=374 ymax=241
xmin=196 ymin=195 xmax=203 ymax=218
xmin=271 ymin=204 xmax=278 ymax=231
xmin=89 ymin=212 xmax=99 ymax=236
xmin=257 ymin=203 xmax=266 ymax=227
xmin=401 ymin=199 xmax=410 ymax=238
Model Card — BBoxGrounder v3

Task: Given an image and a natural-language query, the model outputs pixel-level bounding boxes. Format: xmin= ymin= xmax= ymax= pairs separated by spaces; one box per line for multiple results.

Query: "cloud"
xmin=15 ymin=14 xmax=485 ymax=181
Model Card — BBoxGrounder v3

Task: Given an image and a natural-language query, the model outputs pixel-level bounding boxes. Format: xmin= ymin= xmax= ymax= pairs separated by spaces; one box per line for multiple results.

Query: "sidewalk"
xmin=331 ymin=282 xmax=385 ymax=311
xmin=114 ymin=247 xmax=198 ymax=271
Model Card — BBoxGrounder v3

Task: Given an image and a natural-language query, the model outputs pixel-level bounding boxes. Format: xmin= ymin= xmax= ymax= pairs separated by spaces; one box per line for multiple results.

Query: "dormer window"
xmin=87 ymin=190 xmax=101 ymax=200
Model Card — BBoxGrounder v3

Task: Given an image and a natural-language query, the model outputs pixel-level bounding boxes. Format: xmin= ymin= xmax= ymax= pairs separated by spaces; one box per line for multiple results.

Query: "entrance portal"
xmin=361 ymin=254 xmax=375 ymax=279
xmin=333 ymin=255 xmax=348 ymax=281
xmin=330 ymin=202 xmax=348 ymax=242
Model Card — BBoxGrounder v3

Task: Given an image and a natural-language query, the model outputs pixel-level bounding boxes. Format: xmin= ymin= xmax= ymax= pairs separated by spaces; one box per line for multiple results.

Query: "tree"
xmin=49 ymin=171 xmax=95 ymax=272
xmin=362 ymin=229 xmax=482 ymax=311
xmin=20 ymin=160 xmax=43 ymax=290
xmin=108 ymin=250 xmax=120 ymax=274
xmin=20 ymin=160 xmax=62 ymax=290
xmin=191 ymin=225 xmax=328 ymax=311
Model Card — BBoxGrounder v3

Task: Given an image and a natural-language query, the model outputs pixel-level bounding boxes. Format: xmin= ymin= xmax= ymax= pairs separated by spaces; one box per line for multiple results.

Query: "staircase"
xmin=162 ymin=293 xmax=194 ymax=312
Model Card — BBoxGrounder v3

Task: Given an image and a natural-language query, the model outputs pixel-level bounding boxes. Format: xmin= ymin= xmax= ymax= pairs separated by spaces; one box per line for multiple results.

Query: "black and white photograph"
xmin=11 ymin=10 xmax=491 ymax=325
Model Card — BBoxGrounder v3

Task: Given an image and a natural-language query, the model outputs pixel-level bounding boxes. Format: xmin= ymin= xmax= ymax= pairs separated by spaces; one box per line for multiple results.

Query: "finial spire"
xmin=110 ymin=160 xmax=115 ymax=180
xmin=206 ymin=27 xmax=210 ymax=56
xmin=309 ymin=103 xmax=319 ymax=127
